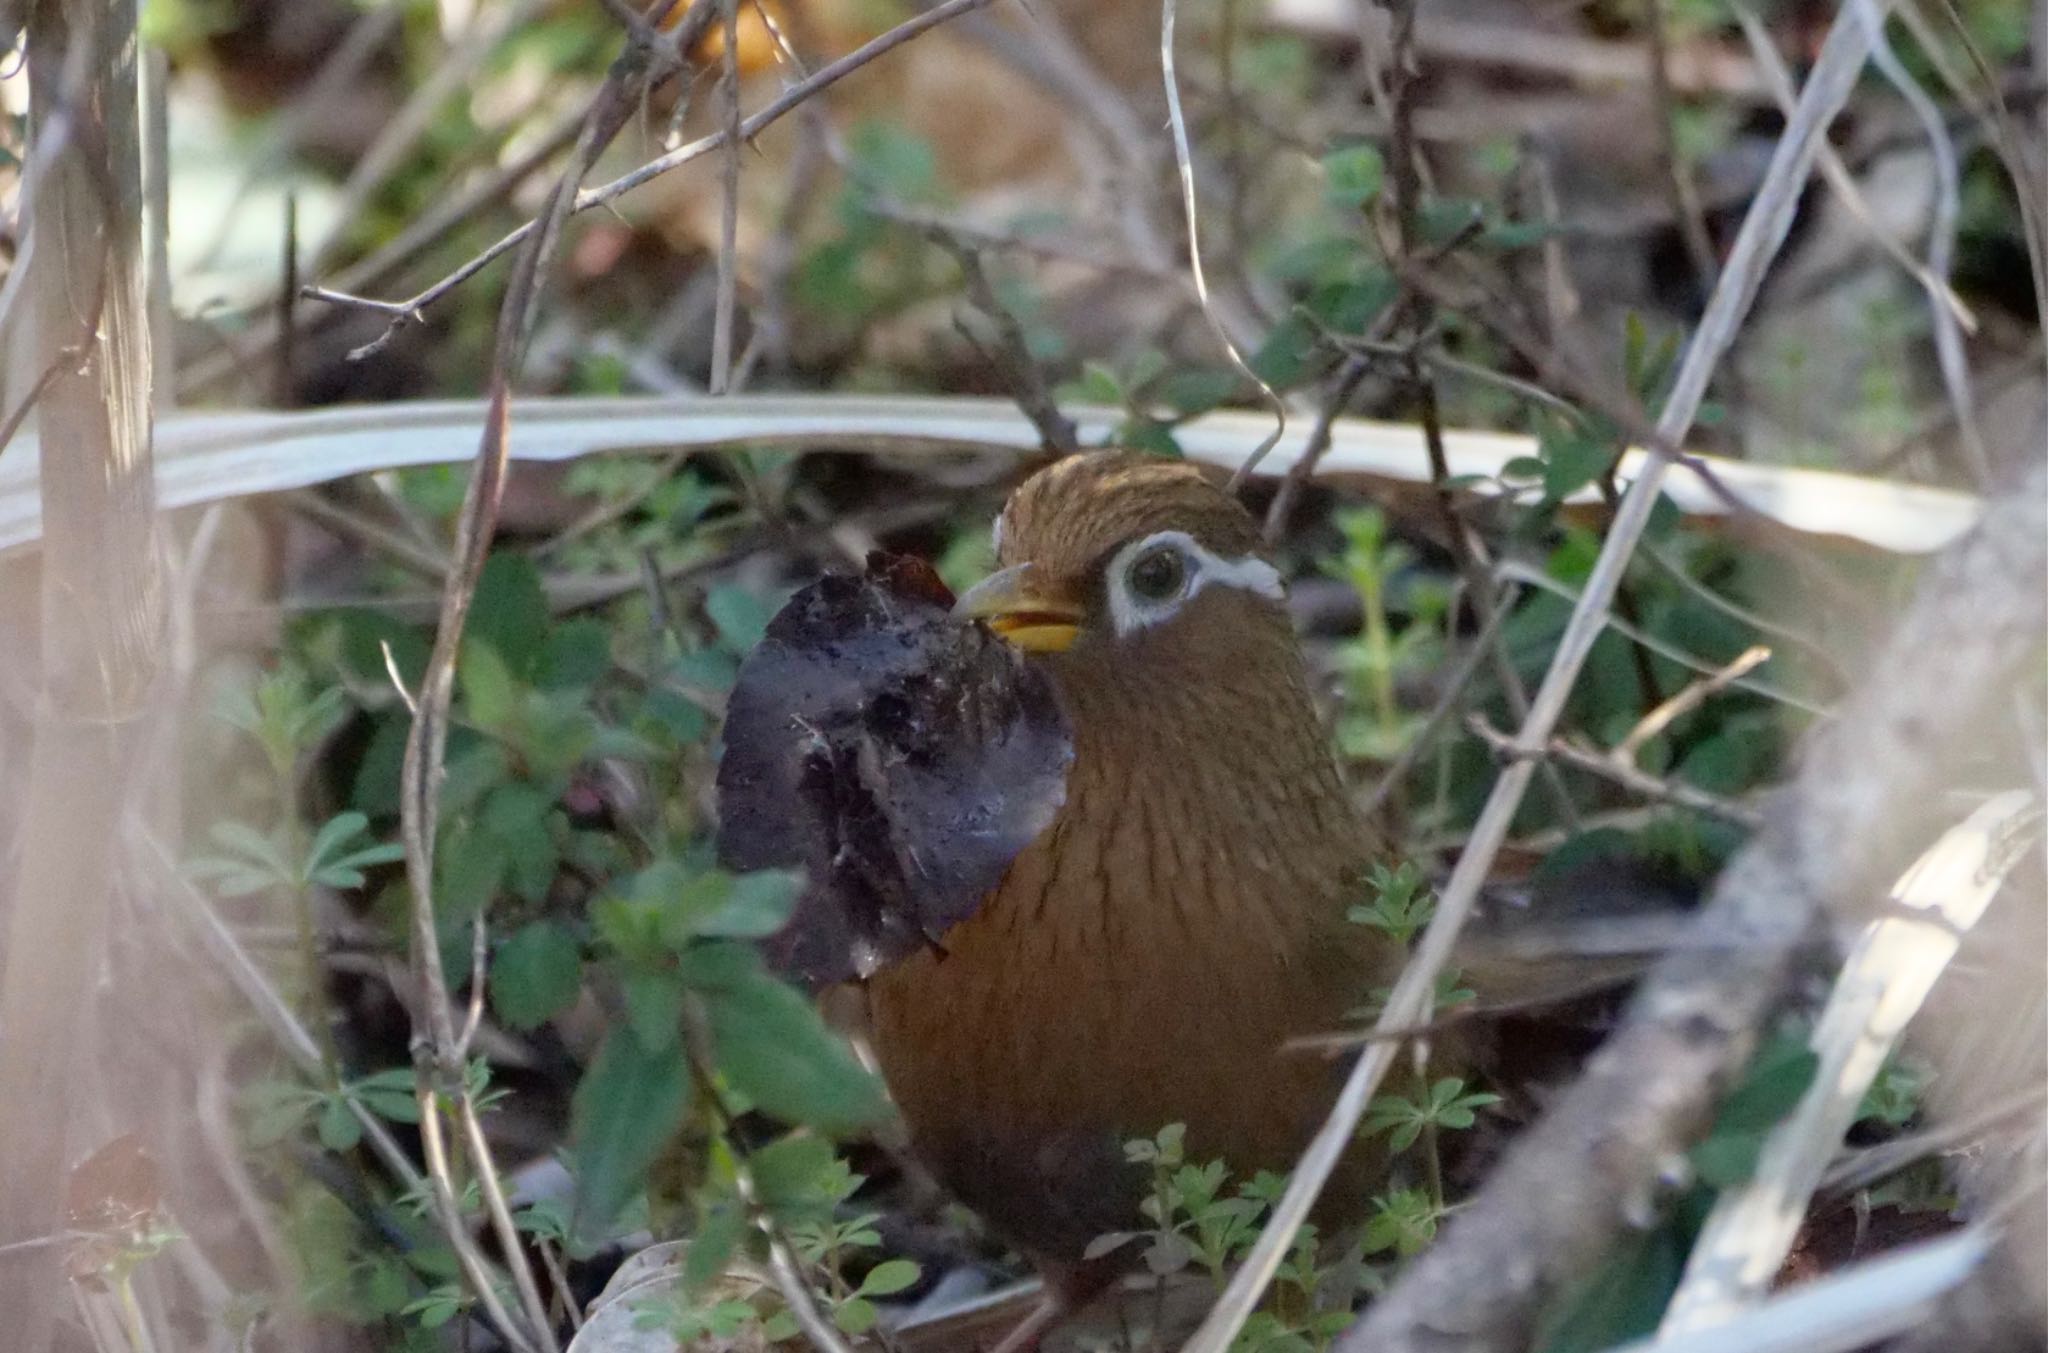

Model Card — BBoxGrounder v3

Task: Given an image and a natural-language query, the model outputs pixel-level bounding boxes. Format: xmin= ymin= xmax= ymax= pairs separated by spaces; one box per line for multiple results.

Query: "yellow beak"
xmin=952 ymin=563 xmax=1082 ymax=654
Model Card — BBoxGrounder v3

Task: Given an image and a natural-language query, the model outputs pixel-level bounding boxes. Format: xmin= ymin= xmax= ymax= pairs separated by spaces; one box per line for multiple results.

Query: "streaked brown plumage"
xmin=866 ymin=453 xmax=1402 ymax=1297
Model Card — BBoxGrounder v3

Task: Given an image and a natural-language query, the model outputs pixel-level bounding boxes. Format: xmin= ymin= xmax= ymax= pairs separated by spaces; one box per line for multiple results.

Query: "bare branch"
xmin=302 ymin=0 xmax=1009 ymax=350
xmin=1466 ymin=716 xmax=1763 ymax=829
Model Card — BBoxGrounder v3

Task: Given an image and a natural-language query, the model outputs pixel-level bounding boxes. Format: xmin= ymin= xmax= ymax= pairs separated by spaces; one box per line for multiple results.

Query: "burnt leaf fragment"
xmin=716 ymin=553 xmax=1072 ymax=986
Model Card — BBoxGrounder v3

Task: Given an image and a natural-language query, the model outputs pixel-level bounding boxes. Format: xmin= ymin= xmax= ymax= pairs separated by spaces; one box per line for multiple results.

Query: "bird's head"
xmin=952 ymin=453 xmax=1288 ymax=669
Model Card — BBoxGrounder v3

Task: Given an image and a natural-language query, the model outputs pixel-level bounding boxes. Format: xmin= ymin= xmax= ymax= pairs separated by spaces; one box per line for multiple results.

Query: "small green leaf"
xmin=748 ymin=1131 xmax=842 ymax=1218
xmin=352 ymin=1068 xmax=423 ymax=1122
xmin=490 ymin=922 xmax=583 ymax=1031
xmin=460 ymin=641 xmax=521 ymax=732
xmin=1533 ymin=1217 xmax=1690 ymax=1353
xmin=318 ymin=1097 xmax=362 ymax=1152
xmin=623 ymin=969 xmax=686 ymax=1054
xmin=571 ymin=1028 xmax=693 ymax=1239
xmin=702 ymin=975 xmax=887 ymax=1133
xmin=695 ymin=870 xmax=801 ymax=941
xmin=469 ymin=554 xmax=550 ymax=677
xmin=1323 ymin=143 xmax=1385 ymax=206
xmin=858 ymin=1258 xmax=920 ymax=1297
xmin=833 ymin=1298 xmax=878 ymax=1336
xmin=1541 ymin=430 xmax=1615 ymax=502
xmin=706 ymin=585 xmax=773 ymax=653
xmin=537 ymin=618 xmax=613 ymax=691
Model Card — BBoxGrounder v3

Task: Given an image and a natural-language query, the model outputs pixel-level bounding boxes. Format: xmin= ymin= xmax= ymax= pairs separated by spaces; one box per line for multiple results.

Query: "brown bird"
xmin=864 ymin=452 xmax=1404 ymax=1334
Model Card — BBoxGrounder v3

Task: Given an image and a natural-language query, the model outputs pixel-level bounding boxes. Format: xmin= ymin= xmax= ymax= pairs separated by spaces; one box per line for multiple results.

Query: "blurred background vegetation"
xmin=0 ymin=0 xmax=2040 ymax=1350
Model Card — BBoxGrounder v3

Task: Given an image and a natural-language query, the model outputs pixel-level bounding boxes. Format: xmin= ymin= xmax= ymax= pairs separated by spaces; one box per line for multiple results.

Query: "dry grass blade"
xmin=1185 ymin=10 xmax=1892 ymax=1347
xmin=0 ymin=397 xmax=1985 ymax=557
xmin=1613 ymin=1228 xmax=1995 ymax=1353
xmin=1662 ymin=791 xmax=2038 ymax=1331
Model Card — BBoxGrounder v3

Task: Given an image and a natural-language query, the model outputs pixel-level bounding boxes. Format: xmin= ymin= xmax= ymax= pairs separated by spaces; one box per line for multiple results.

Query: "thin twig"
xmin=1852 ymin=0 xmax=1989 ymax=487
xmin=709 ymin=0 xmax=743 ymax=396
xmin=391 ymin=9 xmax=723 ymax=1349
xmin=1262 ymin=353 xmax=1371 ymax=545
xmin=1183 ymin=10 xmax=1890 ymax=1348
xmin=302 ymin=0 xmax=1008 ymax=352
xmin=1160 ymin=0 xmax=1286 ymax=486
xmin=1467 ymin=716 xmax=1763 ymax=829
xmin=1646 ymin=0 xmax=1721 ymax=298
xmin=1730 ymin=5 xmax=1977 ymax=335
xmin=917 ymin=225 xmax=1079 ymax=454
xmin=1612 ymin=643 xmax=1772 ymax=764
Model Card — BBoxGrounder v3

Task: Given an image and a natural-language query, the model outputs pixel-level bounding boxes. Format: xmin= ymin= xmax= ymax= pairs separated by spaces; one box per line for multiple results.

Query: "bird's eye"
xmin=1124 ymin=546 xmax=1188 ymax=604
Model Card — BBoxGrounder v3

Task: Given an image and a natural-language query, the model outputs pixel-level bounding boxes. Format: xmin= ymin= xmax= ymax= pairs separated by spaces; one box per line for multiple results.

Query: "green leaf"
xmin=490 ymin=922 xmax=584 ymax=1031
xmin=469 ymin=554 xmax=549 ymax=677
xmin=1250 ymin=313 xmax=1326 ymax=389
xmin=317 ymin=1097 xmax=362 ymax=1152
xmin=1541 ymin=429 xmax=1615 ymax=502
xmin=1323 ymin=143 xmax=1385 ymax=206
xmin=352 ymin=1068 xmax=423 ymax=1122
xmin=701 ymin=975 xmax=887 ymax=1133
xmin=436 ymin=822 xmax=506 ymax=920
xmin=641 ymin=688 xmax=708 ymax=746
xmin=1691 ymin=1033 xmax=1819 ymax=1187
xmin=481 ymin=781 xmax=561 ymax=903
xmin=857 ymin=1259 xmax=920 ymax=1298
xmin=706 ymin=585 xmax=774 ymax=654
xmin=460 ymin=641 xmax=521 ymax=733
xmin=1533 ymin=1217 xmax=1691 ymax=1353
xmin=349 ymin=713 xmax=409 ymax=815
xmin=570 ymin=1028 xmax=693 ymax=1240
xmin=702 ymin=872 xmax=791 ymax=939
xmin=329 ymin=607 xmax=431 ymax=693
xmin=537 ymin=618 xmax=613 ymax=690
xmin=623 ymin=969 xmax=686 ymax=1054
xmin=833 ymin=1298 xmax=878 ymax=1336
xmin=748 ymin=1131 xmax=842 ymax=1218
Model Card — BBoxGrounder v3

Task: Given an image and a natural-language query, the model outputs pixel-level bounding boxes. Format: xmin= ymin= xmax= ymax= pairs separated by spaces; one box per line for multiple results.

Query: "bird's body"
xmin=865 ymin=454 xmax=1402 ymax=1290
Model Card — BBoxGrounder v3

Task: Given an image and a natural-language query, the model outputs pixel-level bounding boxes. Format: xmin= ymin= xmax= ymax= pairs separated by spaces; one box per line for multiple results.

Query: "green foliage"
xmin=1360 ymin=1078 xmax=1502 ymax=1155
xmin=1348 ymin=861 xmax=1436 ymax=945
xmin=1322 ymin=144 xmax=1386 ymax=208
xmin=571 ymin=1027 xmax=695 ymax=1239
xmin=1689 ymin=1031 xmax=1821 ymax=1188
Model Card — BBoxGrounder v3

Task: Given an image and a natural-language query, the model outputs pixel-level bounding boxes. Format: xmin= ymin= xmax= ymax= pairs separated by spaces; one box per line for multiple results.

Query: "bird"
xmin=859 ymin=451 xmax=1406 ymax=1339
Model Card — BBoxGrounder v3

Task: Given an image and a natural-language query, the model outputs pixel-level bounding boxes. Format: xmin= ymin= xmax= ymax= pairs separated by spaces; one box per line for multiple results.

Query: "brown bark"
xmin=0 ymin=1 xmax=162 ymax=1348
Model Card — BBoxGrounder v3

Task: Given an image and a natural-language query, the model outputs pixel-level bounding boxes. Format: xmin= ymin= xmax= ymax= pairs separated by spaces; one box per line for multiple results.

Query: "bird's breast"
xmin=865 ymin=731 xmax=1387 ymax=1264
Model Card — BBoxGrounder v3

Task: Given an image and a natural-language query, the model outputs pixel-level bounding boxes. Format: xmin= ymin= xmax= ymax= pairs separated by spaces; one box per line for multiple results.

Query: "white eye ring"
xmin=1103 ymin=530 xmax=1283 ymax=637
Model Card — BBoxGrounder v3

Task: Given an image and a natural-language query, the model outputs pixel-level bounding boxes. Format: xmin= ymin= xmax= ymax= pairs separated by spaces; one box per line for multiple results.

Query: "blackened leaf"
xmin=716 ymin=553 xmax=1072 ymax=986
